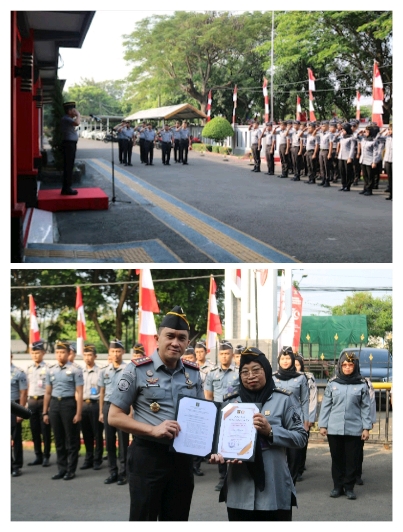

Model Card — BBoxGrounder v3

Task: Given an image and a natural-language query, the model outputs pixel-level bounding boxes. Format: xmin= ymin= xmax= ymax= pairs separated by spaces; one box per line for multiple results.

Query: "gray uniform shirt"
xmin=98 ymin=362 xmax=127 ymax=402
xmin=338 ymin=136 xmax=356 ymax=160
xmin=26 ymin=361 xmax=48 ymax=397
xmin=180 ymin=128 xmax=191 ymax=140
xmin=305 ymin=372 xmax=318 ymax=423
xmin=61 ymin=115 xmax=79 ymax=142
xmin=359 ymin=138 xmax=382 ymax=165
xmin=11 ymin=363 xmax=28 ymax=401
xmin=46 ymin=361 xmax=83 ymax=397
xmin=272 ymin=373 xmax=309 ymax=423
xmin=291 ymin=129 xmax=302 ymax=148
xmin=198 ymin=359 xmax=215 ymax=385
xmin=144 ymin=129 xmax=156 ymax=142
xmin=318 ymin=130 xmax=332 ymax=150
xmin=83 ymin=364 xmax=102 ymax=400
xmin=305 ymin=133 xmax=319 ymax=151
xmin=276 ymin=129 xmax=290 ymax=146
xmin=110 ymin=350 xmax=204 ymax=445
xmin=172 ymin=128 xmax=182 ymax=140
xmin=318 ymin=378 xmax=372 ymax=435
xmin=225 ymin=390 xmax=307 ymax=512
xmin=160 ymin=130 xmax=173 ymax=143
xmin=250 ymin=128 xmax=263 ymax=145
xmin=381 ymin=135 xmax=392 ymax=163
xmin=204 ymin=363 xmax=240 ymax=401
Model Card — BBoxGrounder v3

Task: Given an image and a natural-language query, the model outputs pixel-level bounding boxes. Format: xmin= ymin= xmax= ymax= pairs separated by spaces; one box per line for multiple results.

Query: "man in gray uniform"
xmin=60 ymin=101 xmax=81 ymax=195
xmin=172 ymin=121 xmax=182 ymax=162
xmin=159 ymin=123 xmax=174 ymax=165
xmin=290 ymin=120 xmax=303 ymax=181
xmin=99 ymin=339 xmax=129 ymax=485
xmin=108 ymin=306 xmax=204 ymax=521
xmin=26 ymin=340 xmax=51 ymax=467
xmin=249 ymin=120 xmax=263 ymax=173
xmin=204 ymin=340 xmax=240 ymax=491
xmin=79 ymin=344 xmax=103 ymax=471
xmin=43 ymin=340 xmax=83 ymax=480
xmin=262 ymin=122 xmax=275 ymax=175
xmin=317 ymin=120 xmax=332 ymax=187
xmin=11 ymin=354 xmax=28 ymax=477
xmin=273 ymin=121 xmax=292 ymax=178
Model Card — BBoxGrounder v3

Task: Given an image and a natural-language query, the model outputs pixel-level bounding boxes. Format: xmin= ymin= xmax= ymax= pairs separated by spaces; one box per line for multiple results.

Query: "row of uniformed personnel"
xmin=248 ymin=119 xmax=392 ymax=199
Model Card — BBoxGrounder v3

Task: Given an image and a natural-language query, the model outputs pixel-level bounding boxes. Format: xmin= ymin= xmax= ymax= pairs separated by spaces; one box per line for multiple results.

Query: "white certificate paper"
xmin=217 ymin=403 xmax=259 ymax=460
xmin=173 ymin=396 xmax=218 ymax=457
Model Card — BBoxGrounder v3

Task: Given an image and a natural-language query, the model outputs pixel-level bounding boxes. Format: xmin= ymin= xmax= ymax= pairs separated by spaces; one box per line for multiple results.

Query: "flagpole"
xmin=29 ymin=294 xmax=33 ymax=348
xmin=138 ymin=270 xmax=143 ymax=343
xmin=206 ymin=275 xmax=213 ymax=352
xmin=270 ymin=11 xmax=274 ymax=120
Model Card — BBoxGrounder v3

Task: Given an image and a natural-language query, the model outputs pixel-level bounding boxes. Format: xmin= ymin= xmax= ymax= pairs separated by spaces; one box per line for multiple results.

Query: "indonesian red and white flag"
xmin=207 ymin=276 xmax=222 ymax=352
xmin=309 ymin=91 xmax=316 ymax=122
xmin=206 ymin=90 xmax=212 ymax=122
xmin=356 ymin=91 xmax=361 ymax=121
xmin=232 ymin=85 xmax=237 ymax=126
xmin=263 ymin=77 xmax=269 ymax=122
xmin=308 ymin=68 xmax=316 ymax=91
xmin=76 ymin=286 xmax=86 ymax=356
xmin=296 ymin=95 xmax=302 ymax=120
xmin=136 ymin=269 xmax=160 ymax=356
xmin=372 ymin=62 xmax=384 ymax=127
xmin=278 ymin=276 xmax=304 ymax=354
xmin=236 ymin=269 xmax=241 ymax=291
xmin=29 ymin=294 xmax=40 ymax=346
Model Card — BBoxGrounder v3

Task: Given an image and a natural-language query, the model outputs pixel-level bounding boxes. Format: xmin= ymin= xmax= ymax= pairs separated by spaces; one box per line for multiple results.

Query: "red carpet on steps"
xmin=37 ymin=188 xmax=109 ymax=212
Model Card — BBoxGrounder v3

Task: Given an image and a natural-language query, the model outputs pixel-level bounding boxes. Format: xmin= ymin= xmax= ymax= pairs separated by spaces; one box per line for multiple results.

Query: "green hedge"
xmin=212 ymin=145 xmax=220 ymax=153
xmin=219 ymin=146 xmax=232 ymax=155
xmin=191 ymin=143 xmax=207 ymax=152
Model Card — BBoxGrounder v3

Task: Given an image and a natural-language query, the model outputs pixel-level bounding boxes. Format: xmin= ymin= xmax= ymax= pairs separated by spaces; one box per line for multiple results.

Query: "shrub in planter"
xmin=219 ymin=146 xmax=232 ymax=155
xmin=192 ymin=143 xmax=207 ymax=152
xmin=212 ymin=145 xmax=220 ymax=153
xmin=201 ymin=116 xmax=234 ymax=144
xmin=206 ymin=145 xmax=213 ymax=152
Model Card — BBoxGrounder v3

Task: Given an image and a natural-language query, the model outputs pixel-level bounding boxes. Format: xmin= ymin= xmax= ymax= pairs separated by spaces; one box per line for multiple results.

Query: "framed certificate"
xmin=171 ymin=395 xmax=261 ymax=462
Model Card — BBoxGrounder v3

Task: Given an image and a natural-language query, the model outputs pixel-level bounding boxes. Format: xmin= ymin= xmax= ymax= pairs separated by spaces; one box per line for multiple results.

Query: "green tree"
xmin=64 ymin=79 xmax=124 ymax=117
xmin=11 ymin=269 xmax=224 ymax=351
xmin=201 ymin=117 xmax=234 ymax=145
xmin=122 ymin=11 xmax=270 ymax=115
xmin=324 ymin=292 xmax=392 ymax=341
xmin=263 ymin=11 xmax=392 ymax=121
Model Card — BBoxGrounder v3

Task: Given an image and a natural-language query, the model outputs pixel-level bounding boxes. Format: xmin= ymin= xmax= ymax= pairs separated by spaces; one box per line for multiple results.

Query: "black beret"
xmin=55 ymin=340 xmax=70 ymax=350
xmin=185 ymin=347 xmax=195 ymax=355
xmin=219 ymin=340 xmax=233 ymax=350
xmin=293 ymin=120 xmax=301 ymax=125
xmin=195 ymin=341 xmax=207 ymax=350
xmin=69 ymin=343 xmax=77 ymax=353
xmin=132 ymin=342 xmax=145 ymax=354
xmin=321 ymin=120 xmax=329 ymax=125
xmin=83 ymin=344 xmax=97 ymax=355
xmin=342 ymin=122 xmax=352 ymax=134
xmin=109 ymin=339 xmax=124 ymax=349
xmin=160 ymin=306 xmax=190 ymax=331
xmin=31 ymin=340 xmax=45 ymax=351
xmin=265 ymin=122 xmax=272 ymax=126
xmin=241 ymin=346 xmax=264 ymax=356
xmin=234 ymin=344 xmax=245 ymax=354
xmin=279 ymin=345 xmax=294 ymax=356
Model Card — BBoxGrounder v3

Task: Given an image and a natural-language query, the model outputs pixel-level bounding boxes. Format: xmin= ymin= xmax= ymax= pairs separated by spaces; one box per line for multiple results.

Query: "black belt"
xmin=28 ymin=396 xmax=44 ymax=400
xmin=320 ymin=148 xmax=329 ymax=151
xmin=84 ymin=399 xmax=99 ymax=403
xmin=51 ymin=396 xmax=75 ymax=401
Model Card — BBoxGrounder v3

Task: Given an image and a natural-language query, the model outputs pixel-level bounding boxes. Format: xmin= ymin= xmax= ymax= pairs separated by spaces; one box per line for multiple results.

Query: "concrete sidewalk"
xmin=11 ymin=442 xmax=392 ymax=521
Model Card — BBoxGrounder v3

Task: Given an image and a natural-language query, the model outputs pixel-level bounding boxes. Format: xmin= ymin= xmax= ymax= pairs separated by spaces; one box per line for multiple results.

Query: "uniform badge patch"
xmin=118 ymin=379 xmax=131 ymax=392
xmin=292 ymin=412 xmax=301 ymax=424
xmin=150 ymin=402 xmax=160 ymax=412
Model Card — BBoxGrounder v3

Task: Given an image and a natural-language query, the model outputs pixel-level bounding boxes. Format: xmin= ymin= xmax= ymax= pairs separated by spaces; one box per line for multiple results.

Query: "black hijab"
xmin=238 ymin=347 xmax=276 ymax=493
xmin=295 ymin=353 xmax=305 ymax=372
xmin=334 ymin=352 xmax=363 ymax=385
xmin=276 ymin=346 xmax=300 ymax=380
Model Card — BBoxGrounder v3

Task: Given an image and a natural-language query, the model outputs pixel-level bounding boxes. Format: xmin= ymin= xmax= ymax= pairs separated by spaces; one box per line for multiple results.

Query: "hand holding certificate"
xmin=172 ymin=395 xmax=260 ymax=462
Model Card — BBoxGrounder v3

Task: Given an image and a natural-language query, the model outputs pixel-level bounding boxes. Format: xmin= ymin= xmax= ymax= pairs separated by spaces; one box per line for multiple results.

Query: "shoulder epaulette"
xmin=223 ymin=392 xmax=240 ymax=403
xmin=132 ymin=356 xmax=153 ymax=366
xmin=328 ymin=376 xmax=337 ymax=382
xmin=305 ymin=371 xmax=315 ymax=379
xmin=273 ymin=388 xmax=292 ymax=396
xmin=182 ymin=359 xmax=199 ymax=370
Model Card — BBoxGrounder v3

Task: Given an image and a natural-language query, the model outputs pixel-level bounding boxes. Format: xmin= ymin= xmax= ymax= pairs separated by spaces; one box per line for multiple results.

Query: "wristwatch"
xmin=268 ymin=428 xmax=273 ymax=443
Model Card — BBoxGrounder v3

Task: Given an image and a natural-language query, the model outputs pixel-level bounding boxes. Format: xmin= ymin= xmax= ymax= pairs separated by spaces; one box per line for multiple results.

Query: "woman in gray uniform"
xmin=272 ymin=346 xmax=309 ymax=484
xmin=210 ymin=347 xmax=307 ymax=521
xmin=318 ymin=352 xmax=372 ymax=500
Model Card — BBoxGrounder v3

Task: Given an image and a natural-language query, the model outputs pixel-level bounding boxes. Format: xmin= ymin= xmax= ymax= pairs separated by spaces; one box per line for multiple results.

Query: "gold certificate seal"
xmin=150 ymin=402 xmax=160 ymax=413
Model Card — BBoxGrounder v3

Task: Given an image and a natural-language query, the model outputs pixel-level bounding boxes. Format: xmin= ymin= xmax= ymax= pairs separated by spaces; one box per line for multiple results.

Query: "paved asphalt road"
xmin=11 ymin=442 xmax=392 ymax=521
xmin=39 ymin=138 xmax=392 ymax=263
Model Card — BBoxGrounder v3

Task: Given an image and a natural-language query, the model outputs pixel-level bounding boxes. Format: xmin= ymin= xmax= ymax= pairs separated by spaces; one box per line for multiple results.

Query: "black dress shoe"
xmin=93 ymin=463 xmax=102 ymax=470
xmin=323 ymin=182 xmax=330 ymax=187
xmin=12 ymin=469 xmax=22 ymax=477
xmin=128 ymin=163 xmax=133 ymax=166
xmin=42 ymin=458 xmax=50 ymax=467
xmin=61 ymin=188 xmax=78 ymax=195
xmin=52 ymin=471 xmax=67 ymax=480
xmin=345 ymin=489 xmax=357 ymax=500
xmin=28 ymin=458 xmax=43 ymax=466
xmin=117 ymin=475 xmax=127 ymax=485
xmin=193 ymin=467 xmax=204 ymax=476
xmin=339 ymin=187 xmax=346 ymax=191
xmin=104 ymin=474 xmax=118 ymax=484
xmin=364 ymin=190 xmax=372 ymax=196
xmin=359 ymin=189 xmax=366 ymax=194
xmin=79 ymin=463 xmax=93 ymax=470
xmin=330 ymin=487 xmax=344 ymax=498
xmin=63 ymin=472 xmax=76 ymax=481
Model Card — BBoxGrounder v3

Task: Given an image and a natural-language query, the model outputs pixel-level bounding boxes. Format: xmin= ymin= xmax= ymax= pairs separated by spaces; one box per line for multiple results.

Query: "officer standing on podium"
xmin=108 ymin=305 xmax=204 ymax=521
xmin=60 ymin=101 xmax=80 ymax=195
